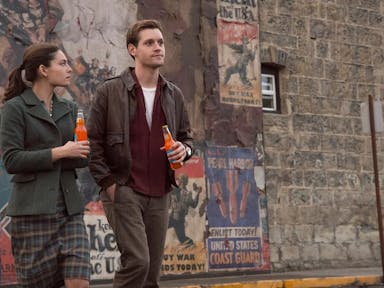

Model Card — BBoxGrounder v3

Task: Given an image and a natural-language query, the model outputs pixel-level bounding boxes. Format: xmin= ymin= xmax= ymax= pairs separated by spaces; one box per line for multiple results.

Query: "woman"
xmin=0 ymin=43 xmax=91 ymax=288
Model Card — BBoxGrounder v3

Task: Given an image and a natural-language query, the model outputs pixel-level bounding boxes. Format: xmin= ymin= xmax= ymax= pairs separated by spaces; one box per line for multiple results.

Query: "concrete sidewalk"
xmin=92 ymin=267 xmax=383 ymax=288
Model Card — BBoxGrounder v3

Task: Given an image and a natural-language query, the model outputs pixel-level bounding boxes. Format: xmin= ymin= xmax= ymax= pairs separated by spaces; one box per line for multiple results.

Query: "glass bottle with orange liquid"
xmin=162 ymin=125 xmax=182 ymax=170
xmin=74 ymin=109 xmax=88 ymax=141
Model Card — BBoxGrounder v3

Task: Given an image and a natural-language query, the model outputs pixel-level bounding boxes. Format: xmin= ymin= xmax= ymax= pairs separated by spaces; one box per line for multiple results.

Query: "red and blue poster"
xmin=0 ymin=158 xmax=16 ymax=285
xmin=205 ymin=146 xmax=269 ymax=271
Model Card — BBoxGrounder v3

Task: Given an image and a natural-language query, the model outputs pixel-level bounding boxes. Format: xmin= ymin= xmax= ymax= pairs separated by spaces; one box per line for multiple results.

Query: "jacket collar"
xmin=120 ymin=67 xmax=170 ymax=91
xmin=20 ymin=88 xmax=71 ymax=123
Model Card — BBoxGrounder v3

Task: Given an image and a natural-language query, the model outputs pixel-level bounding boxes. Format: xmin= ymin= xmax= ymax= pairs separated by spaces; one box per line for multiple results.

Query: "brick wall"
xmin=259 ymin=0 xmax=384 ymax=270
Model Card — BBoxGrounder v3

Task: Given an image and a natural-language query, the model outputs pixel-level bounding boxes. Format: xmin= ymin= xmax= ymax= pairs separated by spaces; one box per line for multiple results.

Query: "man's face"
xmin=129 ymin=28 xmax=165 ymax=68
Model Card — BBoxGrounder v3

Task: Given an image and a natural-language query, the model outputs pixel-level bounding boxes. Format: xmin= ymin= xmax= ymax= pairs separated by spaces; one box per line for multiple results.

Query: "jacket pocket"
xmin=106 ymin=133 xmax=124 ymax=169
xmin=106 ymin=134 xmax=123 ymax=146
xmin=11 ymin=173 xmax=36 ymax=183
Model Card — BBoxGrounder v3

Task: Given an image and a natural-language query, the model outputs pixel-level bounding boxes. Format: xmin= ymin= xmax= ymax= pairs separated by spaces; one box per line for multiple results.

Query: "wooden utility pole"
xmin=368 ymin=94 xmax=384 ymax=279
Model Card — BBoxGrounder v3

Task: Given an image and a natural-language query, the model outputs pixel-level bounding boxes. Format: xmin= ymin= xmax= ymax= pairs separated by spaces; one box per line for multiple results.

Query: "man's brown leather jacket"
xmin=87 ymin=68 xmax=193 ymax=190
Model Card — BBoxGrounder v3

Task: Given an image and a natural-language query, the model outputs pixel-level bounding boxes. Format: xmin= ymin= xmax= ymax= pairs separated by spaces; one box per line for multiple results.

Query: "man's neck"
xmin=134 ymin=65 xmax=159 ymax=88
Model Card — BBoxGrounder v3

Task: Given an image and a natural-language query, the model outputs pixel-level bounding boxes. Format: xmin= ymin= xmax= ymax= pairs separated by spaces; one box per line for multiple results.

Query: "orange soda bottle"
xmin=162 ymin=125 xmax=182 ymax=170
xmin=74 ymin=109 xmax=88 ymax=141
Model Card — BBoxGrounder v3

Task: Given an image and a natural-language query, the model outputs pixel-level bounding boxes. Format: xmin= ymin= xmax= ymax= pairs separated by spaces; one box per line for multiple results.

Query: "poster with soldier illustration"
xmin=205 ymin=146 xmax=270 ymax=272
xmin=162 ymin=150 xmax=208 ymax=275
xmin=217 ymin=0 xmax=261 ymax=107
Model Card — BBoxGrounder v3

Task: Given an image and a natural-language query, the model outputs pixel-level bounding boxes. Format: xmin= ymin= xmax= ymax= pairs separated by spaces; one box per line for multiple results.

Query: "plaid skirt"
xmin=10 ymin=189 xmax=91 ymax=288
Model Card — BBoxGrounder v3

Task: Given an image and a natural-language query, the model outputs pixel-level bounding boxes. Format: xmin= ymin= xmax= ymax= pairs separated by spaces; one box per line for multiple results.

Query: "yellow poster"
xmin=162 ymin=153 xmax=208 ymax=275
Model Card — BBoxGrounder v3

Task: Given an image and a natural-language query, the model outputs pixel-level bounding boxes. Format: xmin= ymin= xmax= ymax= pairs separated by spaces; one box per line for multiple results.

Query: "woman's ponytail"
xmin=1 ymin=43 xmax=60 ymax=103
xmin=2 ymin=66 xmax=27 ymax=102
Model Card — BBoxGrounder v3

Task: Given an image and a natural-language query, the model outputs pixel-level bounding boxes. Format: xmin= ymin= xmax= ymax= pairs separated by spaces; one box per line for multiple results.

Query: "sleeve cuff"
xmin=99 ymin=175 xmax=117 ymax=190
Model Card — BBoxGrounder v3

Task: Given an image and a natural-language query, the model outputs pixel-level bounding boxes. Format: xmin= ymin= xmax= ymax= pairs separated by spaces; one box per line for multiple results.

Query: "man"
xmin=87 ymin=19 xmax=193 ymax=288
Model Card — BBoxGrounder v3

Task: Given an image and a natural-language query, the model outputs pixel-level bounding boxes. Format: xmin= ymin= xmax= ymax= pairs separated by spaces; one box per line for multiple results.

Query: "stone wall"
xmin=259 ymin=0 xmax=384 ymax=271
xmin=129 ymin=0 xmax=384 ymax=272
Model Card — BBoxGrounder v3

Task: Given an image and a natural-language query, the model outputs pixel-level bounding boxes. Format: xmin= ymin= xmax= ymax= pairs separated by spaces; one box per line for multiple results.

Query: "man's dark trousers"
xmin=101 ymin=185 xmax=169 ymax=288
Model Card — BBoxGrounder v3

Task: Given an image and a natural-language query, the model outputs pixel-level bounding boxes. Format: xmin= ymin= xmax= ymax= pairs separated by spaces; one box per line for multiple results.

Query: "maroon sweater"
xmin=129 ymin=75 xmax=170 ymax=197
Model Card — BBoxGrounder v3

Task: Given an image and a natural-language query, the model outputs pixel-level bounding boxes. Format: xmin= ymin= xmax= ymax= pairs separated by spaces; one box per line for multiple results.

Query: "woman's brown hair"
xmin=3 ymin=43 xmax=60 ymax=102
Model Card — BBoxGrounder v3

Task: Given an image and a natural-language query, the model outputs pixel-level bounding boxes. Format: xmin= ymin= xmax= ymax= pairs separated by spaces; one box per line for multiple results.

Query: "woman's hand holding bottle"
xmin=51 ymin=140 xmax=90 ymax=161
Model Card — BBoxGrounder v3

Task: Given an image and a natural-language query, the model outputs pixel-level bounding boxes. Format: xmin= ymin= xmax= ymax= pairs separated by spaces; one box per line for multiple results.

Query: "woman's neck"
xmin=32 ymin=82 xmax=54 ymax=116
xmin=32 ymin=81 xmax=54 ymax=104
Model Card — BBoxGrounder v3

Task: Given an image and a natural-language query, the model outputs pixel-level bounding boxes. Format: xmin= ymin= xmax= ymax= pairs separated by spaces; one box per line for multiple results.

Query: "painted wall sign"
xmin=162 ymin=152 xmax=208 ymax=275
xmin=0 ymin=159 xmax=16 ymax=286
xmin=217 ymin=0 xmax=261 ymax=107
xmin=205 ymin=146 xmax=269 ymax=271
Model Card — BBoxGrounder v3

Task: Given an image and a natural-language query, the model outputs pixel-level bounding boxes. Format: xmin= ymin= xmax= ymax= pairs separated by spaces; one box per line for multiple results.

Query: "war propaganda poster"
xmin=162 ymin=150 xmax=208 ymax=275
xmin=205 ymin=146 xmax=270 ymax=271
xmin=83 ymin=212 xmax=120 ymax=280
xmin=217 ymin=0 xmax=261 ymax=107
xmin=0 ymin=158 xmax=16 ymax=286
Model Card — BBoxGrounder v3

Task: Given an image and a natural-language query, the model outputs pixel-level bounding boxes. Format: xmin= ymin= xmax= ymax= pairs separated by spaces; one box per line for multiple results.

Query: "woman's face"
xmin=44 ymin=50 xmax=72 ymax=87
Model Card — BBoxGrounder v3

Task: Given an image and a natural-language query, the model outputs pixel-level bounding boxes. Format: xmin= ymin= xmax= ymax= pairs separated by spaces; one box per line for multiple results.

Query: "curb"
xmin=177 ymin=275 xmax=382 ymax=288
xmin=284 ymin=275 xmax=382 ymax=288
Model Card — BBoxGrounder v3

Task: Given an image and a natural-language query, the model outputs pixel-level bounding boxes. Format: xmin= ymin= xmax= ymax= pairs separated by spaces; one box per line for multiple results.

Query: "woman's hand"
xmin=51 ymin=140 xmax=90 ymax=162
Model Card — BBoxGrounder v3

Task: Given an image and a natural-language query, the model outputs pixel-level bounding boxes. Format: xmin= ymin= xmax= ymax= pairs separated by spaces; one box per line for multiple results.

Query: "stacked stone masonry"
xmin=259 ymin=0 xmax=384 ymax=271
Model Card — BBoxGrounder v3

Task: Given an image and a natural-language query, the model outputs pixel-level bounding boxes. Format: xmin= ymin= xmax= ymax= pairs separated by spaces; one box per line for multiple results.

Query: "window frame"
xmin=261 ymin=65 xmax=280 ymax=113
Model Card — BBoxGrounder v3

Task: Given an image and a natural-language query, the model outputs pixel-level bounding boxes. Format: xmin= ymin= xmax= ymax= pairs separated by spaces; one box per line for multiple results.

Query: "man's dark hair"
xmin=126 ymin=19 xmax=164 ymax=48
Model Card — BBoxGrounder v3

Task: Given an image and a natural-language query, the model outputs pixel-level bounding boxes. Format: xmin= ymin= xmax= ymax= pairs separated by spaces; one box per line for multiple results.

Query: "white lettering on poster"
xmin=84 ymin=215 xmax=121 ymax=280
